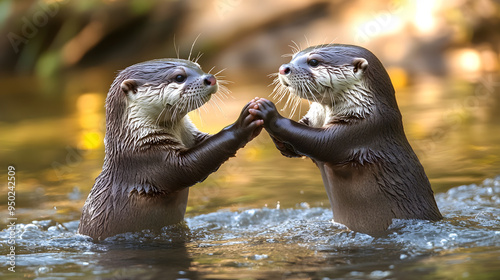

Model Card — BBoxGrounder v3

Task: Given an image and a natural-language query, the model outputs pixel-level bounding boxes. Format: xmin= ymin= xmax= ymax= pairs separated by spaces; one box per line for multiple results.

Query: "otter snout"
xmin=204 ymin=75 xmax=217 ymax=86
xmin=278 ymin=64 xmax=292 ymax=87
xmin=279 ymin=64 xmax=291 ymax=75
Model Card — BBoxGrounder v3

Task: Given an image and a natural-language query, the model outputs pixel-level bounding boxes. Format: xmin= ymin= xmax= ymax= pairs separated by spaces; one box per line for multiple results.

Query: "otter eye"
xmin=175 ymin=74 xmax=186 ymax=83
xmin=308 ymin=59 xmax=320 ymax=67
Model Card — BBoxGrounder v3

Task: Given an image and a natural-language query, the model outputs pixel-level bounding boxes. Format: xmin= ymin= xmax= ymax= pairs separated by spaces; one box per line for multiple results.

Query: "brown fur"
xmin=251 ymin=44 xmax=442 ymax=235
xmin=78 ymin=59 xmax=262 ymax=240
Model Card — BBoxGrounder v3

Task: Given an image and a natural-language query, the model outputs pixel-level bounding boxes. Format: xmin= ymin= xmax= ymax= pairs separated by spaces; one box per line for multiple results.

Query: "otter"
xmin=249 ymin=44 xmax=442 ymax=235
xmin=78 ymin=59 xmax=263 ymax=240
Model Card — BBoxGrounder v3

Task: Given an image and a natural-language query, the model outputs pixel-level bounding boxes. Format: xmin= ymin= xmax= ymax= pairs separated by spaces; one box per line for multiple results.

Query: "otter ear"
xmin=352 ymin=58 xmax=368 ymax=76
xmin=121 ymin=79 xmax=143 ymax=94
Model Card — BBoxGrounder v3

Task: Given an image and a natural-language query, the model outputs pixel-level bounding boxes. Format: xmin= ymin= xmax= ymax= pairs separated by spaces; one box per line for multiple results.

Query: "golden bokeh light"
xmin=76 ymin=93 xmax=104 ymax=150
xmin=387 ymin=66 xmax=408 ymax=90
xmin=413 ymin=0 xmax=437 ymax=34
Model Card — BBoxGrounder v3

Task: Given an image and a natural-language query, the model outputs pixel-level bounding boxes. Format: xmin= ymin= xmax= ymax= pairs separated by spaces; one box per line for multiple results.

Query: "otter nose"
xmin=279 ymin=64 xmax=291 ymax=75
xmin=204 ymin=75 xmax=217 ymax=86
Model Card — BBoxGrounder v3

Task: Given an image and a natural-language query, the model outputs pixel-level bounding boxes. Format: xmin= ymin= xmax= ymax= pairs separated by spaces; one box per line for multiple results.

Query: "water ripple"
xmin=1 ymin=176 xmax=499 ymax=278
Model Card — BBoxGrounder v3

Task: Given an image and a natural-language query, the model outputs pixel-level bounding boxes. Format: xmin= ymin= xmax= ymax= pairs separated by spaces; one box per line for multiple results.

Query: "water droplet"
xmin=370 ymin=270 xmax=391 ymax=278
xmin=252 ymin=254 xmax=268 ymax=260
xmin=38 ymin=266 xmax=50 ymax=274
xmin=349 ymin=271 xmax=364 ymax=277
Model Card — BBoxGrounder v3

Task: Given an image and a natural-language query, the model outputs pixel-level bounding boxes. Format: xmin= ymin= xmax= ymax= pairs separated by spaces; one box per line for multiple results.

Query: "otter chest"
xmin=171 ymin=125 xmax=196 ymax=148
xmin=305 ymin=102 xmax=335 ymax=128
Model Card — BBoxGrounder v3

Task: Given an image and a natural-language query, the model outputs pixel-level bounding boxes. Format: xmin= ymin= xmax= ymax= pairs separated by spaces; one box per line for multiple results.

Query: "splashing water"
xmin=1 ymin=176 xmax=499 ymax=279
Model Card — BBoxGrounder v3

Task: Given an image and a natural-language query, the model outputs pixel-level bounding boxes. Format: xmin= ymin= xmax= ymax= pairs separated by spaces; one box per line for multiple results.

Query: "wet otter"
xmin=250 ymin=44 xmax=442 ymax=235
xmin=78 ymin=59 xmax=263 ymax=240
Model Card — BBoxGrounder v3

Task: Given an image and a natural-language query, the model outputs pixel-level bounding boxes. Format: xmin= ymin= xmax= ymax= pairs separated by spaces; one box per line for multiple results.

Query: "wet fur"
xmin=79 ymin=59 xmax=259 ymax=240
xmin=254 ymin=44 xmax=442 ymax=235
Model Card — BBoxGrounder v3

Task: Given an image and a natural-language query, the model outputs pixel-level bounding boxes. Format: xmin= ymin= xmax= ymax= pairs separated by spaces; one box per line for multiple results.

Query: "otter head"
xmin=274 ymin=44 xmax=396 ymax=118
xmin=116 ymin=59 xmax=219 ymax=127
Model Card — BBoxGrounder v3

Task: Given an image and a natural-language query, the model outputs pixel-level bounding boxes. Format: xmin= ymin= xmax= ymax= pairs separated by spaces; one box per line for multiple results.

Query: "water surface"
xmin=1 ymin=177 xmax=499 ymax=279
xmin=0 ymin=72 xmax=499 ymax=279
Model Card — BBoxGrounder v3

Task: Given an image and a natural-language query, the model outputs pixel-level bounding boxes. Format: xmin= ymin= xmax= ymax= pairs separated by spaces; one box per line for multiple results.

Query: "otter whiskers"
xmin=269 ymin=73 xmax=318 ymax=118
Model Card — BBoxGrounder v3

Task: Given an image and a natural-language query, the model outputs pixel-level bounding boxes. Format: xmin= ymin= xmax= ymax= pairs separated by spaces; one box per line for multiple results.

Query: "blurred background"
xmin=1 ymin=0 xmax=499 ymax=223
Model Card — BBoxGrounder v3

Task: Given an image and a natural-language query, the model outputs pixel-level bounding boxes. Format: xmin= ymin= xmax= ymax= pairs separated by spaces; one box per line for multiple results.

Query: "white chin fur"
xmin=279 ymin=75 xmax=290 ymax=87
xmin=162 ymin=84 xmax=184 ymax=106
xmin=127 ymin=84 xmax=184 ymax=127
xmin=279 ymin=66 xmax=373 ymax=119
xmin=127 ymin=81 xmax=218 ymax=129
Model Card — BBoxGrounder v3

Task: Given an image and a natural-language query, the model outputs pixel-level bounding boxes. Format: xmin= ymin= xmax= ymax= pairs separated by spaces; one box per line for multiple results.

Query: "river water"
xmin=0 ymin=71 xmax=499 ymax=279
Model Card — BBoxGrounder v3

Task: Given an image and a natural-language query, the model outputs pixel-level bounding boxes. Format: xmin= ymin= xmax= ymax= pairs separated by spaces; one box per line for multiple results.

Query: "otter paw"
xmin=249 ymin=98 xmax=279 ymax=123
